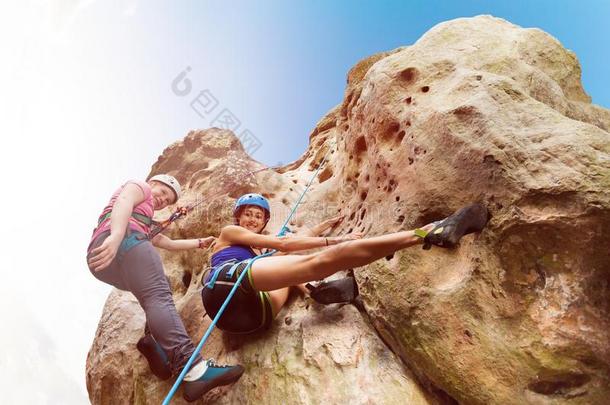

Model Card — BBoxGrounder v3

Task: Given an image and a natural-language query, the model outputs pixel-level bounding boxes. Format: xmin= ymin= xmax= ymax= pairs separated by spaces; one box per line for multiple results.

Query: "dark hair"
xmin=233 ymin=204 xmax=270 ymax=226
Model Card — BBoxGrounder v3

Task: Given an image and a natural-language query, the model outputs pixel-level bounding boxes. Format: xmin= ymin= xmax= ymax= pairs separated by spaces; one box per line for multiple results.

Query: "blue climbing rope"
xmin=162 ymin=141 xmax=336 ymax=404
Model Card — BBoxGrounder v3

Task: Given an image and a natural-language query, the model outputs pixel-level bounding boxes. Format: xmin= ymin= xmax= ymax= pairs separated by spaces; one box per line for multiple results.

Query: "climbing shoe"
xmin=182 ymin=359 xmax=245 ymax=402
xmin=136 ymin=334 xmax=171 ymax=380
xmin=306 ymin=276 xmax=359 ymax=305
xmin=419 ymin=203 xmax=489 ymax=250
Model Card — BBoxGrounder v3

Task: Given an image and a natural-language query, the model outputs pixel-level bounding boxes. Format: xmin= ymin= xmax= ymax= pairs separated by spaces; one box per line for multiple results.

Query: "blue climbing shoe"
xmin=136 ymin=334 xmax=171 ymax=380
xmin=420 ymin=203 xmax=489 ymax=250
xmin=183 ymin=359 xmax=245 ymax=402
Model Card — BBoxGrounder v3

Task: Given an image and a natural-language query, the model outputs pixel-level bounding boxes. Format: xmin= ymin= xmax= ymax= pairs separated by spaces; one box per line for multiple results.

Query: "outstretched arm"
xmin=220 ymin=225 xmax=361 ymax=253
xmin=151 ymin=234 xmax=215 ymax=251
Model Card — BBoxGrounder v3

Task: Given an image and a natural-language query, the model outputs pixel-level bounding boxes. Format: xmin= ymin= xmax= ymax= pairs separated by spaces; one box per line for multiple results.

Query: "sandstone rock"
xmin=87 ymin=15 xmax=609 ymax=405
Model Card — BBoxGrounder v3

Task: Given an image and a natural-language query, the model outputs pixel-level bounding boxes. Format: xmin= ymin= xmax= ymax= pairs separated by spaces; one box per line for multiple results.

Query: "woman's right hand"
xmin=88 ymin=234 xmax=122 ymax=271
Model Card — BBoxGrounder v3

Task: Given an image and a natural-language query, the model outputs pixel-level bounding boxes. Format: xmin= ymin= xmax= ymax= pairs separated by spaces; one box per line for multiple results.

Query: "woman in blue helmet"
xmin=201 ymin=193 xmax=489 ymax=334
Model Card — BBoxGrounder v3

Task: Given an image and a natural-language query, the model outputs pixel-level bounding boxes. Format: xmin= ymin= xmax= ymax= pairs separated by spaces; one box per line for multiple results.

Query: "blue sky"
xmin=59 ymin=0 xmax=609 ymax=167
xmin=165 ymin=0 xmax=610 ymax=165
xmin=1 ymin=1 xmax=608 ymax=402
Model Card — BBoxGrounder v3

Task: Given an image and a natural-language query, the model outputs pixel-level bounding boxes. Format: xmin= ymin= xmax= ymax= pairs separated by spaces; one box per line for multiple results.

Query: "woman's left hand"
xmin=319 ymin=215 xmax=344 ymax=229
xmin=339 ymin=232 xmax=364 ymax=242
xmin=199 ymin=236 xmax=216 ymax=249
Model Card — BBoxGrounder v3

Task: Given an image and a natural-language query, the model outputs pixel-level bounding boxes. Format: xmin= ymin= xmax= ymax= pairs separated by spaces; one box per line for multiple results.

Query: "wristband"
xmin=198 ymin=238 xmax=204 ymax=249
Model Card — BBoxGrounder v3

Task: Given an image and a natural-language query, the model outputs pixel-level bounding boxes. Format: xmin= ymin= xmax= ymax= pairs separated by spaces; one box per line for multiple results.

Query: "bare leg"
xmin=267 ymin=288 xmax=290 ymax=317
xmin=251 ymin=228 xmax=426 ymax=292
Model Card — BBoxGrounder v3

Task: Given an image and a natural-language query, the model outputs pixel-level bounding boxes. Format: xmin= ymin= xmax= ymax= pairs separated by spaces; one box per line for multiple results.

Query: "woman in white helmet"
xmin=86 ymin=175 xmax=244 ymax=402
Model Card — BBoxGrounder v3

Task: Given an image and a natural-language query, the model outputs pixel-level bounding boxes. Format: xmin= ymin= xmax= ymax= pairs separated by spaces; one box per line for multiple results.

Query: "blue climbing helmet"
xmin=233 ymin=193 xmax=271 ymax=222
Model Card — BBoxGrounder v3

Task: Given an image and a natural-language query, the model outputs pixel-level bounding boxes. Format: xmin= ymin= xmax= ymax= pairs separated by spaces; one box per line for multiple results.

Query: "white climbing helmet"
xmin=149 ymin=174 xmax=181 ymax=202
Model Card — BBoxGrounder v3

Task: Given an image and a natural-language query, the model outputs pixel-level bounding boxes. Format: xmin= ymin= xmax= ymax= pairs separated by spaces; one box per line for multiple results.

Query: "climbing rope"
xmin=162 ymin=140 xmax=336 ymax=404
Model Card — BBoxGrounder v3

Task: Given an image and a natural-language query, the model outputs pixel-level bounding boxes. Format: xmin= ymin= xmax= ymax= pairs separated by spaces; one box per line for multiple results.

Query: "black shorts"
xmin=201 ymin=261 xmax=273 ymax=334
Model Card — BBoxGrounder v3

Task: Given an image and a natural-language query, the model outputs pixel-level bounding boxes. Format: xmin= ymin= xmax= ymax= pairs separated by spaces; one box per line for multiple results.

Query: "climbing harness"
xmin=201 ymin=259 xmax=274 ymax=334
xmin=97 ymin=211 xmax=154 ymax=228
xmin=162 ymin=140 xmax=337 ymax=404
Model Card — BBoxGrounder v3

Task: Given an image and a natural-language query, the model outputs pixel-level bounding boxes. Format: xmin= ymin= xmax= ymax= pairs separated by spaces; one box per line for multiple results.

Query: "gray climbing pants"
xmin=87 ymin=231 xmax=201 ymax=375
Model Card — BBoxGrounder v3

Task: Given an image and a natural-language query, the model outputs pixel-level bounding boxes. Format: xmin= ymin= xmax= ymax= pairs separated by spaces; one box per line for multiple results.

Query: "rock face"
xmin=86 ymin=16 xmax=610 ymax=405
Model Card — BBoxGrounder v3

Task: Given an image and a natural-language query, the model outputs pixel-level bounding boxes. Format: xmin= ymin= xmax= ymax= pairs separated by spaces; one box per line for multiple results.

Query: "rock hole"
xmin=528 ymin=373 xmax=590 ymax=396
xmin=405 ymin=97 xmax=412 ymax=104
xmin=408 ymin=157 xmax=414 ymax=165
xmin=395 ymin=196 xmax=400 ymax=202
xmin=365 ymin=174 xmax=370 ymax=182
xmin=385 ymin=253 xmax=394 ymax=261
xmin=360 ymin=209 xmax=366 ymax=220
xmin=354 ymin=136 xmax=367 ymax=154
xmin=318 ymin=166 xmax=333 ymax=183
xmin=399 ymin=67 xmax=418 ymax=83
xmin=421 ymin=86 xmax=430 ymax=93
xmin=349 ymin=212 xmax=356 ymax=221
xmin=432 ymin=388 xmax=459 ymax=405
xmin=360 ymin=191 xmax=368 ymax=201
xmin=292 ymin=179 xmax=298 ymax=184
xmin=397 ymin=130 xmax=406 ymax=143
xmin=396 ymin=215 xmax=405 ymax=224
xmin=182 ymin=270 xmax=192 ymax=289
